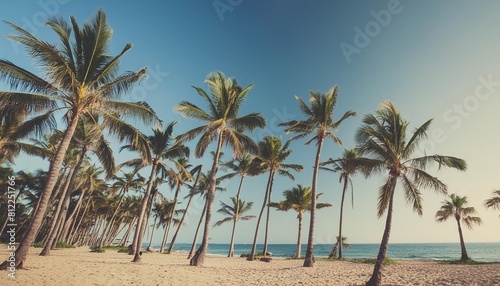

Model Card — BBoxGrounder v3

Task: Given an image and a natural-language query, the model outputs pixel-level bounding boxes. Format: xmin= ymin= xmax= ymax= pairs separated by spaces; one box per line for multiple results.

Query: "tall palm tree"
xmin=0 ymin=10 xmax=159 ymax=269
xmin=248 ymin=136 xmax=302 ymax=261
xmin=435 ymin=194 xmax=482 ymax=261
xmin=214 ymin=197 xmax=255 ymax=257
xmin=119 ymin=121 xmax=189 ymax=262
xmin=269 ymin=185 xmax=331 ymax=259
xmin=356 ymin=101 xmax=467 ymax=286
xmin=320 ymin=148 xmax=376 ymax=259
xmin=484 ymin=190 xmax=500 ymax=217
xmin=175 ymin=71 xmax=265 ymax=266
xmin=219 ymin=153 xmax=264 ymax=257
xmin=280 ymin=85 xmax=356 ymax=267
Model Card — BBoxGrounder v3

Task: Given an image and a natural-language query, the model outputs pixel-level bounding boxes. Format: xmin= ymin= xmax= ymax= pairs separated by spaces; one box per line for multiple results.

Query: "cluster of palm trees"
xmin=1 ymin=10 xmax=500 ymax=286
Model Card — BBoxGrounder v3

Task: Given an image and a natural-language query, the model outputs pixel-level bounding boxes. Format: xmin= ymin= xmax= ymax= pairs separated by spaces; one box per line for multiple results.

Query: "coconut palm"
xmin=219 ymin=153 xmax=264 ymax=257
xmin=248 ymin=136 xmax=302 ymax=261
xmin=269 ymin=184 xmax=331 ymax=259
xmin=0 ymin=11 xmax=159 ymax=269
xmin=119 ymin=121 xmax=189 ymax=261
xmin=320 ymin=148 xmax=377 ymax=259
xmin=484 ymin=190 xmax=500 ymax=216
xmin=280 ymin=85 xmax=356 ymax=267
xmin=214 ymin=197 xmax=255 ymax=256
xmin=175 ymin=71 xmax=265 ymax=266
xmin=435 ymin=194 xmax=482 ymax=261
xmin=356 ymin=101 xmax=467 ymax=286
xmin=329 ymin=236 xmax=351 ymax=258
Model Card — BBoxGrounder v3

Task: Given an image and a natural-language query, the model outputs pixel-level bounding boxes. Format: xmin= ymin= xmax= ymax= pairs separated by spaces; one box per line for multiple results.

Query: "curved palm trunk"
xmin=228 ymin=175 xmax=245 ymax=257
xmin=248 ymin=170 xmax=274 ymax=261
xmin=100 ymin=188 xmax=126 ymax=248
xmin=187 ymin=199 xmax=207 ymax=259
xmin=337 ymin=176 xmax=349 ymax=259
xmin=303 ymin=138 xmax=324 ymax=267
xmin=131 ymin=162 xmax=158 ymax=262
xmin=168 ymin=169 xmax=202 ymax=254
xmin=69 ymin=193 xmax=93 ymax=245
xmin=0 ymin=114 xmax=80 ymax=269
xmin=147 ymin=217 xmax=157 ymax=251
xmin=456 ymin=216 xmax=469 ymax=261
xmin=262 ymin=174 xmax=275 ymax=257
xmin=190 ymin=133 xmax=224 ymax=266
xmin=295 ymin=213 xmax=303 ymax=259
xmin=366 ymin=177 xmax=397 ymax=286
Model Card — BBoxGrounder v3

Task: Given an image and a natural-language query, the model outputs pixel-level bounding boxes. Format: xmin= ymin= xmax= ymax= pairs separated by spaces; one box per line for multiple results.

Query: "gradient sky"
xmin=1 ymin=1 xmax=499 ymax=246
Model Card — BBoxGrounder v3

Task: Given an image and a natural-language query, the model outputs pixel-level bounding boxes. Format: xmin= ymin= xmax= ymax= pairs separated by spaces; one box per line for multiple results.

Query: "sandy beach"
xmin=1 ymin=246 xmax=499 ymax=286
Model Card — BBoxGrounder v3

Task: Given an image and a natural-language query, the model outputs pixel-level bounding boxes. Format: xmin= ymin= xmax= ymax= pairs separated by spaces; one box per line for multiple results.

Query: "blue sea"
xmin=157 ymin=242 xmax=500 ymax=262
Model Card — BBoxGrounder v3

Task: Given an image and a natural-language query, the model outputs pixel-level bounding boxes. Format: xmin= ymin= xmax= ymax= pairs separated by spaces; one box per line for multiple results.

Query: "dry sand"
xmin=1 ymin=245 xmax=499 ymax=285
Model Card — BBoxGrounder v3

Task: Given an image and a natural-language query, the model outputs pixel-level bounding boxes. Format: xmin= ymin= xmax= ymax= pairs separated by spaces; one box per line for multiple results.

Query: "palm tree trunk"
xmin=61 ymin=184 xmax=87 ymax=243
xmin=337 ymin=176 xmax=349 ymax=259
xmin=187 ymin=199 xmax=207 ymax=259
xmin=456 ymin=217 xmax=469 ymax=261
xmin=296 ymin=213 xmax=303 ymax=259
xmin=366 ymin=177 xmax=397 ymax=286
xmin=168 ymin=168 xmax=202 ymax=254
xmin=131 ymin=162 xmax=158 ymax=262
xmin=262 ymin=173 xmax=275 ymax=257
xmin=228 ymin=175 xmax=245 ymax=257
xmin=147 ymin=217 xmax=157 ymax=251
xmin=303 ymin=139 xmax=324 ymax=267
xmin=100 ymin=189 xmax=126 ymax=248
xmin=190 ymin=133 xmax=224 ymax=266
xmin=160 ymin=184 xmax=181 ymax=254
xmin=0 ymin=114 xmax=80 ymax=269
xmin=69 ymin=193 xmax=92 ymax=245
xmin=248 ymin=170 xmax=274 ymax=261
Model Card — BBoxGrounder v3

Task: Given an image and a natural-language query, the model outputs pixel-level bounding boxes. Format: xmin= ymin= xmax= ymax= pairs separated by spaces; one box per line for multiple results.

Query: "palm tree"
xmin=280 ymin=85 xmax=356 ymax=267
xmin=175 ymin=71 xmax=265 ymax=266
xmin=248 ymin=136 xmax=302 ymax=261
xmin=119 ymin=121 xmax=189 ymax=262
xmin=484 ymin=190 xmax=500 ymax=216
xmin=219 ymin=153 xmax=264 ymax=257
xmin=269 ymin=184 xmax=331 ymax=259
xmin=0 ymin=11 xmax=159 ymax=269
xmin=320 ymin=148 xmax=376 ymax=259
xmin=214 ymin=197 xmax=255 ymax=257
xmin=435 ymin=194 xmax=482 ymax=261
xmin=356 ymin=101 xmax=467 ymax=286
xmin=329 ymin=236 xmax=352 ymax=258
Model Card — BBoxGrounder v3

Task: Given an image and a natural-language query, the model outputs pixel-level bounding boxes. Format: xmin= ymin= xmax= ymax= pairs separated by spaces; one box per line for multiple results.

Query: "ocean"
xmin=157 ymin=242 xmax=500 ymax=262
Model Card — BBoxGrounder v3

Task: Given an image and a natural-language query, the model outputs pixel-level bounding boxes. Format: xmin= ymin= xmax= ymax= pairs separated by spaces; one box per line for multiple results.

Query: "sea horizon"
xmin=150 ymin=242 xmax=500 ymax=262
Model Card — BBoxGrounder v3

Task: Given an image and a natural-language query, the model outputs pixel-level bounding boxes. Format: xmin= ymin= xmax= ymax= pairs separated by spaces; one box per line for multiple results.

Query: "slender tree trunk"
xmin=69 ymin=194 xmax=92 ymax=244
xmin=248 ymin=170 xmax=274 ymax=261
xmin=228 ymin=175 xmax=245 ymax=257
xmin=303 ymin=139 xmax=324 ymax=267
xmin=0 ymin=114 xmax=80 ymax=269
xmin=187 ymin=199 xmax=207 ymax=259
xmin=100 ymin=189 xmax=126 ymax=248
xmin=366 ymin=177 xmax=397 ymax=286
xmin=262 ymin=173 xmax=275 ymax=257
xmin=147 ymin=217 xmax=157 ymax=251
xmin=39 ymin=165 xmax=76 ymax=256
xmin=160 ymin=184 xmax=181 ymax=253
xmin=61 ymin=184 xmax=87 ymax=243
xmin=190 ymin=133 xmax=224 ymax=266
xmin=456 ymin=217 xmax=469 ymax=261
xmin=337 ymin=176 xmax=349 ymax=259
xmin=132 ymin=162 xmax=158 ymax=262
xmin=168 ymin=168 xmax=202 ymax=254
xmin=296 ymin=213 xmax=303 ymax=259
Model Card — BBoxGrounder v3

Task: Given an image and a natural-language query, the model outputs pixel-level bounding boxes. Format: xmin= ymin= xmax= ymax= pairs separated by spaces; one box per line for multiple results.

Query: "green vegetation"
xmin=55 ymin=241 xmax=75 ymax=249
xmin=89 ymin=246 xmax=105 ymax=253
xmin=103 ymin=246 xmax=129 ymax=253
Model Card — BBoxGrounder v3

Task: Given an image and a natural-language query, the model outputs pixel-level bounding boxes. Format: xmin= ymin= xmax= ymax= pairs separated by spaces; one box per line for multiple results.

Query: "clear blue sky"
xmin=1 ymin=1 xmax=499 ymax=246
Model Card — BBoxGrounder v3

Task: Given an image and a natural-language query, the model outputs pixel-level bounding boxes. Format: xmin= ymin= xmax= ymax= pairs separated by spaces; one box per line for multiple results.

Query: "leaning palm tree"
xmin=484 ymin=190 xmax=500 ymax=217
xmin=0 ymin=10 xmax=159 ymax=269
xmin=248 ymin=136 xmax=302 ymax=261
xmin=280 ymin=85 xmax=356 ymax=267
xmin=119 ymin=121 xmax=189 ymax=262
xmin=175 ymin=71 xmax=265 ymax=266
xmin=214 ymin=197 xmax=255 ymax=257
xmin=320 ymin=148 xmax=377 ymax=259
xmin=357 ymin=101 xmax=467 ymax=286
xmin=435 ymin=194 xmax=482 ymax=261
xmin=269 ymin=185 xmax=331 ymax=259
xmin=329 ymin=236 xmax=352 ymax=258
